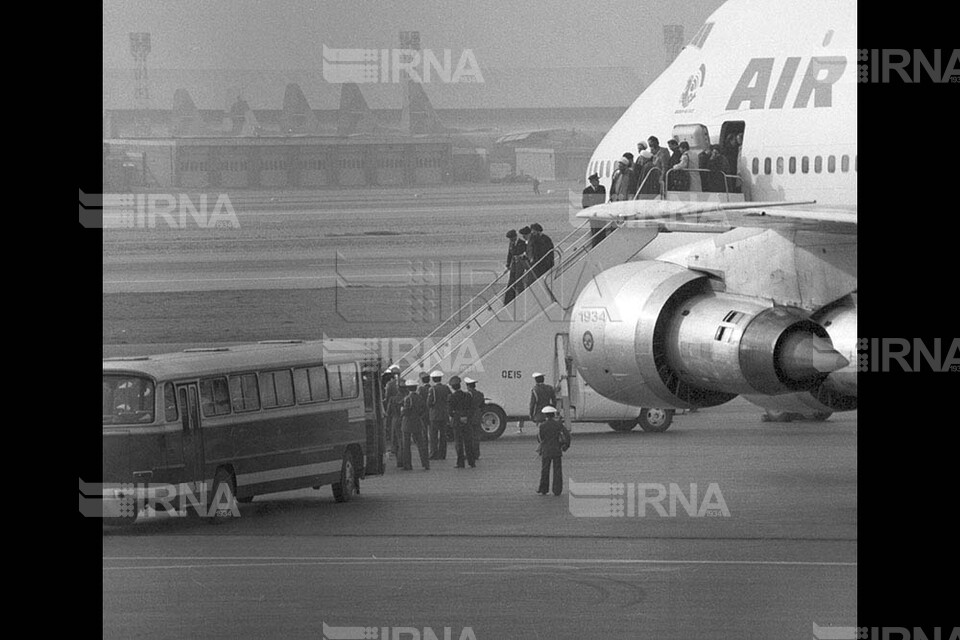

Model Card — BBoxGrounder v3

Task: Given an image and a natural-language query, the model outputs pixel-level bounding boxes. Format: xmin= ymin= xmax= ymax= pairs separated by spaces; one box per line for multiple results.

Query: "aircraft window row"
xmin=751 ymin=154 xmax=857 ymax=176
xmin=220 ymin=161 xmax=249 ymax=171
xmin=300 ymin=159 xmax=325 ymax=170
xmin=340 ymin=157 xmax=362 ymax=169
xmin=193 ymin=362 xmax=359 ymax=419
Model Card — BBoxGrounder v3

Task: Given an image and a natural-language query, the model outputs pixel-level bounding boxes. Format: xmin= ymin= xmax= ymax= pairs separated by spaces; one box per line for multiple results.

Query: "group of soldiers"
xmin=382 ymin=366 xmax=485 ymax=470
xmin=381 ymin=367 xmax=572 ymax=495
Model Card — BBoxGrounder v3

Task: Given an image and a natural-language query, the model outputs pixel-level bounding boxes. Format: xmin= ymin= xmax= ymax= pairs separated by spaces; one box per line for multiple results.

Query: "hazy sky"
xmin=103 ymin=0 xmax=725 ymax=72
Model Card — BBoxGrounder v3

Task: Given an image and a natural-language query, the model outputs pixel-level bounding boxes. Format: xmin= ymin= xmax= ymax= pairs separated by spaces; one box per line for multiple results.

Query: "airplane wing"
xmin=576 ymin=200 xmax=858 ymax=236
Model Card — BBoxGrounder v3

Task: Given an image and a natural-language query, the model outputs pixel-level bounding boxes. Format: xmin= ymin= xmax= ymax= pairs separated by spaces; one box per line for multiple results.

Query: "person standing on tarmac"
xmin=465 ymin=377 xmax=484 ymax=463
xmin=448 ymin=375 xmax=475 ymax=468
xmin=529 ymin=372 xmax=558 ymax=426
xmin=401 ymin=378 xmax=430 ymax=470
xmin=427 ymin=370 xmax=450 ymax=460
xmin=382 ymin=365 xmax=402 ymax=462
xmin=536 ymin=406 xmax=570 ymax=496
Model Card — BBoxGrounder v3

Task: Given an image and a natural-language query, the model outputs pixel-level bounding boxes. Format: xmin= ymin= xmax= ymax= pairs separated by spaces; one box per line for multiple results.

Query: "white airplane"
xmin=570 ymin=0 xmax=857 ymax=420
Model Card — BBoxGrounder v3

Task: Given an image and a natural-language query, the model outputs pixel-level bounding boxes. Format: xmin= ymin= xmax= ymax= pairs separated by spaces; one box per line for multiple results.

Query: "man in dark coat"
xmin=427 ymin=370 xmax=451 ymax=460
xmin=503 ymin=229 xmax=524 ymax=305
xmin=582 ymin=172 xmax=607 ymax=248
xmin=382 ymin=365 xmax=402 ymax=464
xmin=400 ymin=379 xmax=430 ymax=470
xmin=536 ymin=406 xmax=570 ymax=496
xmin=529 ymin=372 xmax=557 ymax=425
xmin=529 ymin=223 xmax=554 ymax=278
xmin=448 ymin=376 xmax=475 ymax=468
xmin=707 ymin=145 xmax=731 ymax=193
xmin=465 ymin=377 xmax=484 ymax=464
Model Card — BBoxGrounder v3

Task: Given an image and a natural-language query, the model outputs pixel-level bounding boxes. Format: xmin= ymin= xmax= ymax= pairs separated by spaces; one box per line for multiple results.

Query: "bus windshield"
xmin=102 ymin=375 xmax=156 ymax=425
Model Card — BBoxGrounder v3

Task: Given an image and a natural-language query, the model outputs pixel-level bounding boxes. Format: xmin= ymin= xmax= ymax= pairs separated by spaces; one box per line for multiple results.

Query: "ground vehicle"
xmin=102 ymin=340 xmax=385 ymax=523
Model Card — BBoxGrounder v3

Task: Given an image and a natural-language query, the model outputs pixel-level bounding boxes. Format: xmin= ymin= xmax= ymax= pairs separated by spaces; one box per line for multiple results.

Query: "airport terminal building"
xmin=103 ymin=135 xmax=453 ymax=190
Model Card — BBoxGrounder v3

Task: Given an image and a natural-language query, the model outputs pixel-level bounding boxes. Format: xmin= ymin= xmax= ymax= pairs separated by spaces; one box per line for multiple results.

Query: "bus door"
xmin=176 ymin=383 xmax=205 ymax=492
xmin=360 ymin=365 xmax=385 ymax=476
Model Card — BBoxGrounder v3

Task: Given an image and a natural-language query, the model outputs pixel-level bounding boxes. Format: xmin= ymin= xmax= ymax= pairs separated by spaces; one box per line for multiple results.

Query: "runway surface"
xmin=102 ymin=183 xmax=700 ymax=343
xmin=102 ymin=399 xmax=857 ymax=640
xmin=102 ymin=184 xmax=857 ymax=638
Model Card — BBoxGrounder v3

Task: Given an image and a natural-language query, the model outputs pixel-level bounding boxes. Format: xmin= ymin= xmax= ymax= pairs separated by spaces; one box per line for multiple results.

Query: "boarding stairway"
xmin=395 ymin=219 xmax=654 ymax=382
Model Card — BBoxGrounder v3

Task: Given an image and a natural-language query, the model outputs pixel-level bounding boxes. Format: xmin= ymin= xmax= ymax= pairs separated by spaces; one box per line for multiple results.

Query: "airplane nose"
xmin=779 ymin=333 xmax=849 ymax=385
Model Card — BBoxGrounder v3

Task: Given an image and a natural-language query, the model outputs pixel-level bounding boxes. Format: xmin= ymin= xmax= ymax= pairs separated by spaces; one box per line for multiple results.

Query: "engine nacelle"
xmin=809 ymin=297 xmax=858 ymax=410
xmin=570 ymin=262 xmax=849 ymax=409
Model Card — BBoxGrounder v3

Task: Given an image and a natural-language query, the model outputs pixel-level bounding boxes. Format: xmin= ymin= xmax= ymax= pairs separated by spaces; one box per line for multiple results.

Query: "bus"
xmin=102 ymin=340 xmax=386 ymax=524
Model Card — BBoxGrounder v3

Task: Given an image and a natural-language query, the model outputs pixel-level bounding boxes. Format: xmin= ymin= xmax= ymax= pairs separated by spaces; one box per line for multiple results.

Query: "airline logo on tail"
xmin=680 ymin=63 xmax=706 ymax=109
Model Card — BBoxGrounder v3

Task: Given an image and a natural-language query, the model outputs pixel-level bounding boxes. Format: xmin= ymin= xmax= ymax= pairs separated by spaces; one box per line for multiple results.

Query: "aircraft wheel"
xmin=638 ymin=408 xmax=673 ymax=432
xmin=479 ymin=404 xmax=507 ymax=440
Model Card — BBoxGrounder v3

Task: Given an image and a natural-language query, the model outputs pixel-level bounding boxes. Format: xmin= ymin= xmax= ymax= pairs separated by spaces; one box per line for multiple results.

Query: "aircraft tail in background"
xmin=225 ymin=95 xmax=262 ymax=136
xmin=336 ymin=82 xmax=383 ymax=136
xmin=171 ymin=89 xmax=205 ymax=136
xmin=401 ymin=79 xmax=447 ymax=134
xmin=280 ymin=83 xmax=319 ymax=134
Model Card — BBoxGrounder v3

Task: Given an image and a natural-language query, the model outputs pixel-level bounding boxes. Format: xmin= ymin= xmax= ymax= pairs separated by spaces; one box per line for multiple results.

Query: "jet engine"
xmin=570 ymin=262 xmax=849 ymax=409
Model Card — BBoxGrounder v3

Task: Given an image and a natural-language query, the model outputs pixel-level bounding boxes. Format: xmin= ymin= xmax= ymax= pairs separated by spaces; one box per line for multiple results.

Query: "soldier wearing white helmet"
xmin=383 ymin=365 xmax=403 ymax=462
xmin=536 ymin=405 xmax=570 ymax=496
xmin=448 ymin=375 xmax=474 ymax=468
xmin=427 ymin=370 xmax=451 ymax=460
xmin=528 ymin=372 xmax=557 ymax=431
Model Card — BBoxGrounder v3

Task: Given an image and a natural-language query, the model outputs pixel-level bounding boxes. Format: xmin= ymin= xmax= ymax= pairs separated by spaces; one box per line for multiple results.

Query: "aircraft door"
xmin=555 ymin=333 xmax=577 ymax=421
xmin=719 ymin=120 xmax=745 ymax=191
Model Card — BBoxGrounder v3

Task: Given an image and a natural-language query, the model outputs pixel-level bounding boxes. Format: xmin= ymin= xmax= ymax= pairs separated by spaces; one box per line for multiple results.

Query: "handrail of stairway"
xmin=396 ymin=221 xmax=593 ymax=373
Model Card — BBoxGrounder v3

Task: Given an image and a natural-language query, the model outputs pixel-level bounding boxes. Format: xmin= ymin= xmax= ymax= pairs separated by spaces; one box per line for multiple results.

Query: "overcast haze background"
xmin=103 ymin=0 xmax=726 ymax=109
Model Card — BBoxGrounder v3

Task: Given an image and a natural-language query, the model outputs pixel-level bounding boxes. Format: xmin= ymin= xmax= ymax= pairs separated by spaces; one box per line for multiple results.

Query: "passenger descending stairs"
xmin=395 ymin=221 xmax=657 ymax=379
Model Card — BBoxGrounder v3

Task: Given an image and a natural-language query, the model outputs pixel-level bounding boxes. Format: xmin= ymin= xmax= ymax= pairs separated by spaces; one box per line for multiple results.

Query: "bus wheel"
xmin=208 ymin=468 xmax=238 ymax=525
xmin=608 ymin=420 xmax=636 ymax=432
xmin=332 ymin=453 xmax=358 ymax=503
xmin=479 ymin=404 xmax=507 ymax=440
xmin=638 ymin=408 xmax=673 ymax=432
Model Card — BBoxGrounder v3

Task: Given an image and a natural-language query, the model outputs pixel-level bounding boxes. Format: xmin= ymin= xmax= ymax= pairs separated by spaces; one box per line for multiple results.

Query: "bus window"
xmin=261 ymin=370 xmax=295 ymax=408
xmin=228 ymin=373 xmax=260 ymax=412
xmin=200 ymin=377 xmax=231 ymax=417
xmin=329 ymin=363 xmax=359 ymax=400
xmin=340 ymin=363 xmax=358 ymax=398
xmin=294 ymin=366 xmax=329 ymax=403
xmin=164 ymin=383 xmax=178 ymax=422
xmin=103 ymin=375 xmax=155 ymax=425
